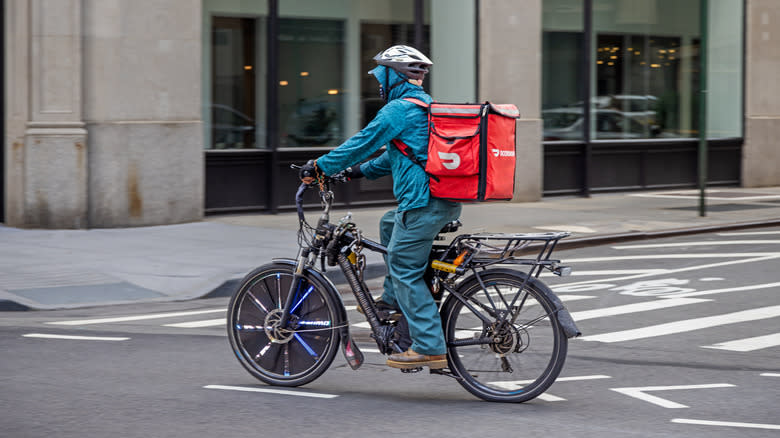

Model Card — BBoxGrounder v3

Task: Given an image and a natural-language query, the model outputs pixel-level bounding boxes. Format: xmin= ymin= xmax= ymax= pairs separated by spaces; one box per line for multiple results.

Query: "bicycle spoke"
xmin=228 ymin=266 xmax=340 ymax=386
xmin=276 ymin=274 xmax=283 ymax=309
xmin=294 ymin=333 xmax=319 ymax=359
xmin=290 ymin=284 xmax=314 ymax=313
xmin=255 ymin=341 xmax=273 ymax=360
xmin=247 ymin=291 xmax=270 ymax=315
xmin=445 ymin=272 xmax=567 ymax=402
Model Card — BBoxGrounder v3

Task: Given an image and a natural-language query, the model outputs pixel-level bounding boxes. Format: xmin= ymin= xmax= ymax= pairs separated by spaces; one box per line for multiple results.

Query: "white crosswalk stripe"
xmin=569 ymin=298 xmax=710 ymax=321
xmin=701 ymin=332 xmax=780 ymax=352
xmin=580 ymin=305 xmax=780 ymax=343
xmin=164 ymin=318 xmax=225 ymax=328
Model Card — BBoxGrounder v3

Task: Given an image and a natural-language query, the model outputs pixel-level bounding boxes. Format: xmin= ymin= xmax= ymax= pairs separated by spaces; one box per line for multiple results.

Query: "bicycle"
xmin=226 ymin=170 xmax=581 ymax=402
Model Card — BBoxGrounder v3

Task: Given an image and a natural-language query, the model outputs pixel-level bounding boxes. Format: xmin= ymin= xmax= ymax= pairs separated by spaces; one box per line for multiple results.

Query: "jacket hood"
xmin=368 ymin=65 xmax=420 ymax=102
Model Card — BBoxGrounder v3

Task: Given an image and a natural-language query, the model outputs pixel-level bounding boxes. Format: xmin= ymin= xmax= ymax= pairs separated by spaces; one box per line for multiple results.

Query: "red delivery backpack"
xmin=392 ymin=98 xmax=520 ymax=202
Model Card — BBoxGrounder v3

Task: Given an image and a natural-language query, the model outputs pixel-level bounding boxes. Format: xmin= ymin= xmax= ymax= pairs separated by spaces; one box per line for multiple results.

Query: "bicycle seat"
xmin=438 ymin=220 xmax=462 ymax=234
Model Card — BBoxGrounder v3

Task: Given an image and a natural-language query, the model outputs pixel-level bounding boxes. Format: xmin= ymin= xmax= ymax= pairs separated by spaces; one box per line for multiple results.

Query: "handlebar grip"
xmin=295 ymin=182 xmax=308 ymax=223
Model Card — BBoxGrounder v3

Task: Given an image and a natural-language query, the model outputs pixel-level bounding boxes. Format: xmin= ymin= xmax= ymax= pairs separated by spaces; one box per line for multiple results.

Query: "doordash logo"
xmin=492 ymin=148 xmax=515 ymax=158
xmin=437 ymin=152 xmax=461 ymax=170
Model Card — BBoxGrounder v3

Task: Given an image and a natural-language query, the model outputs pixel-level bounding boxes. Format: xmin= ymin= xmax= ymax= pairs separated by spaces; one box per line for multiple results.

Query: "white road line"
xmin=488 ymin=375 xmax=611 ymax=402
xmin=670 ymin=281 xmax=780 ymax=298
xmin=565 ymin=253 xmax=780 ymax=263
xmin=611 ymin=384 xmax=734 ymax=409
xmin=718 ymin=231 xmax=780 ymax=236
xmin=537 ymin=393 xmax=566 ymax=402
xmin=613 ymin=240 xmax=780 ymax=249
xmin=46 ymin=309 xmax=226 ymax=326
xmin=581 ymin=305 xmax=780 ymax=343
xmin=542 ymin=269 xmax=669 ymax=277
xmin=164 ymin=318 xmax=225 ymax=328
xmin=203 ymin=384 xmax=338 ymax=399
xmin=558 ymin=294 xmax=597 ymax=302
xmin=570 ymin=298 xmax=711 ymax=321
xmin=702 ymin=333 xmax=780 ymax=352
xmin=632 ymin=192 xmax=780 ymax=201
xmin=23 ymin=333 xmax=129 ymax=341
xmin=671 ymin=418 xmax=780 ymax=430
xmin=552 ymin=255 xmax=780 ymax=288
xmin=490 ymin=375 xmax=612 ymax=386
xmin=760 ymin=373 xmax=780 ymax=377
xmin=534 ymin=225 xmax=596 ymax=234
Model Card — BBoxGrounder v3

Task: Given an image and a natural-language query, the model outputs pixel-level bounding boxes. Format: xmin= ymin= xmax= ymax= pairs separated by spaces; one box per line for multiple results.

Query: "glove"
xmin=344 ymin=164 xmax=364 ymax=180
xmin=298 ymin=160 xmax=321 ymax=184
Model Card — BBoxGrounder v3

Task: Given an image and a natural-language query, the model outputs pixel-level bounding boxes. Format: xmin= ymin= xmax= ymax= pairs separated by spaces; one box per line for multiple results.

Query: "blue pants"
xmin=378 ymin=198 xmax=462 ymax=355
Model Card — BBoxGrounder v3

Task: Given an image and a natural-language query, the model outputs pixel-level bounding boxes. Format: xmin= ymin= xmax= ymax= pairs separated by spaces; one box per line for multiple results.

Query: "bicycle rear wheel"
xmin=227 ymin=264 xmax=340 ymax=387
xmin=443 ymin=270 xmax=567 ymax=402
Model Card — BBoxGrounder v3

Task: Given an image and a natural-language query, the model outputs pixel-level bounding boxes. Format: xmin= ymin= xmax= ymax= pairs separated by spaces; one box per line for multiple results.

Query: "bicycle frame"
xmin=227 ymin=173 xmax=579 ymax=401
xmin=285 ymin=180 xmax=580 ymax=367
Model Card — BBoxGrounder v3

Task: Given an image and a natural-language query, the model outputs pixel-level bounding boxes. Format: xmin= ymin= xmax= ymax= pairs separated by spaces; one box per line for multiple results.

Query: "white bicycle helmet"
xmin=373 ymin=45 xmax=432 ymax=80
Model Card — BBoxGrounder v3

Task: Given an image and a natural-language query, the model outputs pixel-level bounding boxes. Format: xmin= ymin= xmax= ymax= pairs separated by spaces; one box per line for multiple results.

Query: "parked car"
xmin=211 ymin=104 xmax=255 ymax=149
xmin=283 ymin=98 xmax=341 ymax=147
xmin=543 ymin=107 xmax=659 ymax=141
xmin=565 ymin=94 xmax=658 ymax=124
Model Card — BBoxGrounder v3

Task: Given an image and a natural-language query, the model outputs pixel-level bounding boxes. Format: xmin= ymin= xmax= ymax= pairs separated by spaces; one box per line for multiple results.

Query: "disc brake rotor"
xmin=264 ymin=309 xmax=296 ymax=344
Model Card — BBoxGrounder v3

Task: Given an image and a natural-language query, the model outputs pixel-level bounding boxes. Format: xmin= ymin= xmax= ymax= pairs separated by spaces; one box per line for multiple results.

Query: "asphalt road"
xmin=1 ymin=226 xmax=779 ymax=437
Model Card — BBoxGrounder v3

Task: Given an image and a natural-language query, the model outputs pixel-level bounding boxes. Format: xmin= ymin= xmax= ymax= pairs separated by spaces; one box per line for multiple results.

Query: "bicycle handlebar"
xmin=290 ymin=164 xmax=349 ymax=226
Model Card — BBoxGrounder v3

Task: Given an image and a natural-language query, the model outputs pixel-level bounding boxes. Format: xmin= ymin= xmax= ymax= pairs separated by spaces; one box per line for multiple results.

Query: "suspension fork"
xmin=277 ymin=248 xmax=313 ymax=329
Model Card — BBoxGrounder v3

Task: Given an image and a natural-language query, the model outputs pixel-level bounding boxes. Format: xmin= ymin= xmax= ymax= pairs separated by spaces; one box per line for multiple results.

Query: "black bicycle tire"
xmin=227 ymin=263 xmax=341 ymax=387
xmin=443 ymin=270 xmax=568 ymax=402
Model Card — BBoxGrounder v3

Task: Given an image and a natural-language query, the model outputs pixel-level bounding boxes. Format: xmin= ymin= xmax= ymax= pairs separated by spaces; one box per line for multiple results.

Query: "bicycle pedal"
xmin=377 ymin=310 xmax=402 ymax=322
xmin=400 ymin=366 xmax=423 ymax=374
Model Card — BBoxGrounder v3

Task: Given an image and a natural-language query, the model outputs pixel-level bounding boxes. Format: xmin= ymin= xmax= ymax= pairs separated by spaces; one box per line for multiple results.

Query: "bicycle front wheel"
xmin=443 ymin=270 xmax=568 ymax=402
xmin=227 ymin=264 xmax=341 ymax=387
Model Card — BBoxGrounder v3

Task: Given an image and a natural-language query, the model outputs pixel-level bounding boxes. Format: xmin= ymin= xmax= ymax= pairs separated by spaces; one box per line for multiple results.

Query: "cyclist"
xmin=299 ymin=45 xmax=461 ymax=370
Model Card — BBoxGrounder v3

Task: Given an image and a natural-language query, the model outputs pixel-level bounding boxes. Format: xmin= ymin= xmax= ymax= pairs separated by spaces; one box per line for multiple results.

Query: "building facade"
xmin=3 ymin=0 xmax=779 ymax=228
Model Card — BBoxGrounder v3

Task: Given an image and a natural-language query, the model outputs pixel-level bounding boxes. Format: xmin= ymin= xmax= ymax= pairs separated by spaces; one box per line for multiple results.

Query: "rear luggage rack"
xmin=451 ymin=232 xmax=572 ymax=278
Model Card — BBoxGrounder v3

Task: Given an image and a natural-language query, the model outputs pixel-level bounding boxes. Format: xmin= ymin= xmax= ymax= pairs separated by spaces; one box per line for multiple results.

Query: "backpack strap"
xmin=390 ymin=97 xmax=440 ymax=181
xmin=402 ymin=97 xmax=429 ymax=108
xmin=390 ymin=139 xmax=440 ymax=182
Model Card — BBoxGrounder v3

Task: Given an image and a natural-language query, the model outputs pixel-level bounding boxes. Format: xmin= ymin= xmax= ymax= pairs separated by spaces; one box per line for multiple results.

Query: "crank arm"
xmin=430 ymin=368 xmax=463 ymax=381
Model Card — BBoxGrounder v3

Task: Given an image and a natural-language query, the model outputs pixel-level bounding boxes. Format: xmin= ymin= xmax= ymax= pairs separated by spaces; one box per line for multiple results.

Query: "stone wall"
xmin=479 ymin=0 xmax=542 ymax=202
xmin=4 ymin=0 xmax=204 ymax=228
xmin=83 ymin=0 xmax=203 ymax=227
xmin=744 ymin=0 xmax=780 ymax=187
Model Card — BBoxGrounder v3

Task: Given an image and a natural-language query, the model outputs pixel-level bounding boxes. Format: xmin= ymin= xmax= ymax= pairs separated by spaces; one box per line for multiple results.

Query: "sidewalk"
xmin=2 ymin=186 xmax=780 ymax=311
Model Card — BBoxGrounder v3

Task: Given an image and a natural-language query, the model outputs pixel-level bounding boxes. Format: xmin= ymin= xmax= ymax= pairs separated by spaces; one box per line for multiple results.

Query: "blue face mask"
xmin=379 ymin=71 xmax=406 ymax=102
xmin=371 ymin=65 xmax=406 ymax=102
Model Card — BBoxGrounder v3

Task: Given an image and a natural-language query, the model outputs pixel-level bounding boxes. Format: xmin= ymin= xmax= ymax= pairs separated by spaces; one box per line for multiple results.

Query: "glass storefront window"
xmin=203 ymin=0 xmax=268 ymax=150
xmin=203 ymin=0 xmax=469 ymax=151
xmin=542 ymin=0 xmax=584 ymax=141
xmin=542 ymin=0 xmax=743 ymax=142
xmin=211 ymin=17 xmax=258 ymax=149
xmin=278 ymin=19 xmax=345 ymax=147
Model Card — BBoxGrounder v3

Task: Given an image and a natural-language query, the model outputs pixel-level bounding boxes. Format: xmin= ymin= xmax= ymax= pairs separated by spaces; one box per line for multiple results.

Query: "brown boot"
xmin=386 ymin=348 xmax=447 ymax=370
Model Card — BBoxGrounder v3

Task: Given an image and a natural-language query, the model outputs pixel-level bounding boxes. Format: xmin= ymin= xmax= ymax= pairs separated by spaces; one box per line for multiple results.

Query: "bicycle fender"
xmin=448 ymin=268 xmax=582 ymax=339
xmin=271 ymin=258 xmax=365 ymax=369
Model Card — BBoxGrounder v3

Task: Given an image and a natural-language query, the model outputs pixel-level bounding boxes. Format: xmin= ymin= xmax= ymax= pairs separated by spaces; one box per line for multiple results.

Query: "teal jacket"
xmin=315 ymin=65 xmax=432 ymax=212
